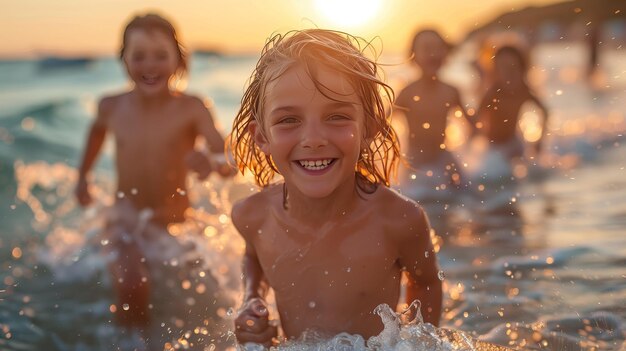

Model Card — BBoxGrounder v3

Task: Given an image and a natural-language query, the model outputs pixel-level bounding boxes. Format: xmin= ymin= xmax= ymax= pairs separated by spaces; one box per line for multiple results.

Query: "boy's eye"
xmin=329 ymin=114 xmax=350 ymax=121
xmin=277 ymin=116 xmax=299 ymax=124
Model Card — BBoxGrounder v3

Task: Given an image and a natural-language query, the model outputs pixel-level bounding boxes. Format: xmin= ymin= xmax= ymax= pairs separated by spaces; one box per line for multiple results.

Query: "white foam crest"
xmin=241 ymin=301 xmax=496 ymax=351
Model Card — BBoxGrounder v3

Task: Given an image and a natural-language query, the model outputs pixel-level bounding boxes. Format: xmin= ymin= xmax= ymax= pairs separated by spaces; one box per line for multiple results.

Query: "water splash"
xmin=241 ymin=301 xmax=508 ymax=351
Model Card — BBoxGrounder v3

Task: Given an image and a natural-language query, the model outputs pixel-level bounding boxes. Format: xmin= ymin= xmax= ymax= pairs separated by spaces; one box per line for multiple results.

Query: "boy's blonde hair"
xmin=230 ymin=29 xmax=400 ymax=191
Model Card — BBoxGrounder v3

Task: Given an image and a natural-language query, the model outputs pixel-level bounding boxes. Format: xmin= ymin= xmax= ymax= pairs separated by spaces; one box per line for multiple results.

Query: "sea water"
xmin=0 ymin=41 xmax=625 ymax=350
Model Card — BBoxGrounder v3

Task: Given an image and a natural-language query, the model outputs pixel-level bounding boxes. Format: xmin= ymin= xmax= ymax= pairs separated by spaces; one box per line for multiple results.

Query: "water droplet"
xmin=346 ymin=267 xmax=351 ymax=273
xmin=308 ymin=301 xmax=316 ymax=309
xmin=226 ymin=307 xmax=234 ymax=316
xmin=116 ymin=191 xmax=125 ymax=198
xmin=130 ymin=188 xmax=138 ymax=195
xmin=122 ymin=304 xmax=130 ymax=311
xmin=438 ymin=270 xmax=445 ymax=281
xmin=424 ymin=251 xmax=429 ymax=258
xmin=100 ymin=239 xmax=109 ymax=246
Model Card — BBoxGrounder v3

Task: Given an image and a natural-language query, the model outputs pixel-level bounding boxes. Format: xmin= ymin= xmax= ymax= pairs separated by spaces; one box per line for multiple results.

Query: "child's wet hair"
xmin=230 ymin=29 xmax=400 ymax=191
xmin=120 ymin=13 xmax=188 ymax=77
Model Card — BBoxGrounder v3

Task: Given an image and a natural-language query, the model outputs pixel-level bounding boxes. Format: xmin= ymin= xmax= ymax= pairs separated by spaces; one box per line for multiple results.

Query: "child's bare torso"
xmin=103 ymin=92 xmax=199 ymax=223
xmin=397 ymin=80 xmax=460 ymax=165
xmin=240 ymin=186 xmax=411 ymax=339
xmin=482 ymin=87 xmax=532 ymax=144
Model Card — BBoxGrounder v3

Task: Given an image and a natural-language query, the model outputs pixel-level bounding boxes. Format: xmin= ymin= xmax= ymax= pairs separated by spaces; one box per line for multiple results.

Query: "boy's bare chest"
xmin=403 ymin=86 xmax=454 ymax=120
xmin=109 ymin=106 xmax=195 ymax=145
xmin=254 ymin=219 xmax=398 ymax=293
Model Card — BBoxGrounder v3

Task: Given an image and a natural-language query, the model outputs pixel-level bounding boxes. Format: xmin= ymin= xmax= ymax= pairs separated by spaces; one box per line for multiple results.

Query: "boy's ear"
xmin=249 ymin=120 xmax=270 ymax=155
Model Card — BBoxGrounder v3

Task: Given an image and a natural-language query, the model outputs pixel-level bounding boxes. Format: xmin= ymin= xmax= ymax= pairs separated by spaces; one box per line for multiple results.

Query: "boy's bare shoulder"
xmin=396 ymin=81 xmax=420 ymax=105
xmin=371 ymin=187 xmax=429 ymax=235
xmin=98 ymin=92 xmax=129 ymax=109
xmin=177 ymin=93 xmax=207 ymax=109
xmin=231 ymin=184 xmax=282 ymax=236
xmin=175 ymin=93 xmax=215 ymax=120
xmin=96 ymin=92 xmax=131 ymax=123
xmin=373 ymin=186 xmax=424 ymax=215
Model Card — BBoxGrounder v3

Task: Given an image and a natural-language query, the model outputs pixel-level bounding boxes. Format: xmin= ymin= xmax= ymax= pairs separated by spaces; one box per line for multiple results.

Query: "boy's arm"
xmin=453 ymin=89 xmax=478 ymax=138
xmin=529 ymin=93 xmax=550 ymax=154
xmin=398 ymin=204 xmax=442 ymax=326
xmin=192 ymin=98 xmax=234 ymax=177
xmin=235 ymin=248 xmax=277 ymax=347
xmin=75 ymin=99 xmax=110 ymax=207
xmin=473 ymin=89 xmax=495 ymax=137
xmin=232 ymin=200 xmax=277 ymax=346
xmin=241 ymin=241 xmax=270 ymax=301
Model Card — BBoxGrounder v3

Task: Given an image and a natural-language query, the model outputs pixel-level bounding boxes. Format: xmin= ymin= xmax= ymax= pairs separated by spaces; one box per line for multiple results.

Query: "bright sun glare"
xmin=314 ymin=0 xmax=382 ymax=28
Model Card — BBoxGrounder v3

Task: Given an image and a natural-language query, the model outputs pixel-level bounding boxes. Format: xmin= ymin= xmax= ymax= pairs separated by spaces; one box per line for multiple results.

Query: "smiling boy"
xmin=229 ymin=29 xmax=442 ymax=346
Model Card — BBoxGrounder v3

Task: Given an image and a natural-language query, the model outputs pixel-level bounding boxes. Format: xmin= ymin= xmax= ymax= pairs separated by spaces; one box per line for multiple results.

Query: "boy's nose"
xmin=301 ymin=122 xmax=328 ymax=149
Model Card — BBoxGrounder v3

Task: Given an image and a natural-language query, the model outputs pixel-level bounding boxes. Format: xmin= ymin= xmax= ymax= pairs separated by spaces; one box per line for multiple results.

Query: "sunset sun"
xmin=314 ymin=0 xmax=383 ymax=28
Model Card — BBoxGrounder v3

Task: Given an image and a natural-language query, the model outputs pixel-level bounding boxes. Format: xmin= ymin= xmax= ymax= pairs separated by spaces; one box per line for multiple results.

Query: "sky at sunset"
xmin=1 ymin=0 xmax=562 ymax=58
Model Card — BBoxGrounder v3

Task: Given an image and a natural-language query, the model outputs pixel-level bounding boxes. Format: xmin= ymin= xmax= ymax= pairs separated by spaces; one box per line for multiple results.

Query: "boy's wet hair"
xmin=120 ymin=13 xmax=188 ymax=77
xmin=230 ymin=29 xmax=400 ymax=191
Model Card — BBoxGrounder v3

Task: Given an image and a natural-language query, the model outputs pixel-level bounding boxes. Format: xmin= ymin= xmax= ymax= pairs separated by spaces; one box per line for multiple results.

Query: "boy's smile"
xmin=297 ymin=158 xmax=335 ymax=171
xmin=123 ymin=29 xmax=180 ymax=96
xmin=255 ymin=63 xmax=365 ymax=200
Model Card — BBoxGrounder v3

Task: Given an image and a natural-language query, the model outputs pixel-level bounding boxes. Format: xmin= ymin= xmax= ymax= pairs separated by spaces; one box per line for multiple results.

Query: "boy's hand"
xmin=185 ymin=150 xmax=212 ymax=180
xmin=235 ymin=298 xmax=277 ymax=347
xmin=75 ymin=178 xmax=93 ymax=207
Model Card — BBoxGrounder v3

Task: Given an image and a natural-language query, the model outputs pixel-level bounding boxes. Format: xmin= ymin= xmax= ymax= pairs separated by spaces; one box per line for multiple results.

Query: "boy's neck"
xmin=282 ymin=180 xmax=361 ymax=225
xmin=131 ymin=89 xmax=174 ymax=105
xmin=418 ymin=74 xmax=439 ymax=85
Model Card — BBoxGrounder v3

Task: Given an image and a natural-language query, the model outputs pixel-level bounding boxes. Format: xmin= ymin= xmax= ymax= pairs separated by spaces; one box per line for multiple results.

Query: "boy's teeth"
xmin=299 ymin=159 xmax=332 ymax=170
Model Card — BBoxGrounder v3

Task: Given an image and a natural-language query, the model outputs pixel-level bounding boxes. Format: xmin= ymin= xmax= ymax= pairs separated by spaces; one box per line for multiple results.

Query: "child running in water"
xmin=395 ymin=29 xmax=474 ymax=189
xmin=75 ymin=13 xmax=231 ymax=335
xmin=475 ymin=45 xmax=549 ymax=159
xmin=229 ymin=29 xmax=442 ymax=347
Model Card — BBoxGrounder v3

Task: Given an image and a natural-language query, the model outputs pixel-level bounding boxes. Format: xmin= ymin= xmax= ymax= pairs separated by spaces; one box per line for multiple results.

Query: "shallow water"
xmin=1 ymin=42 xmax=625 ymax=350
